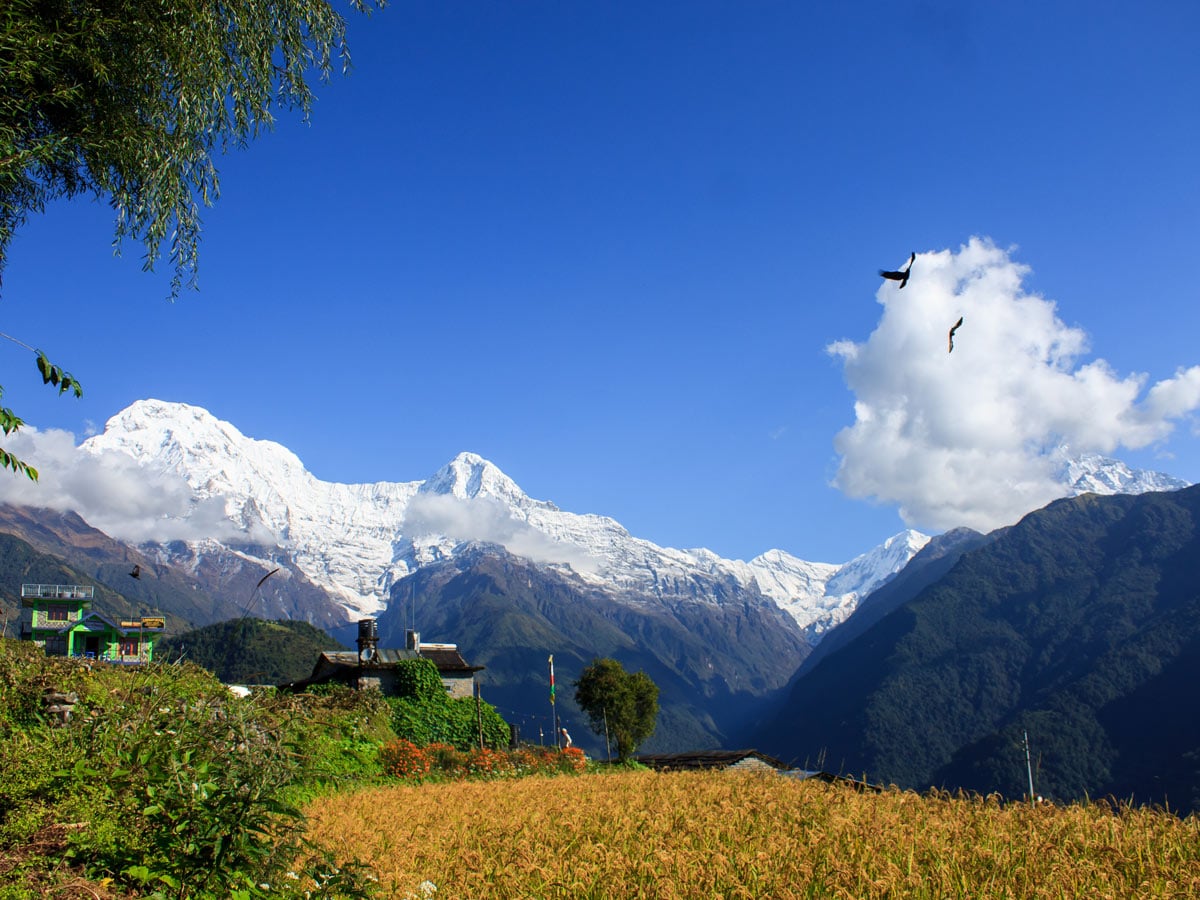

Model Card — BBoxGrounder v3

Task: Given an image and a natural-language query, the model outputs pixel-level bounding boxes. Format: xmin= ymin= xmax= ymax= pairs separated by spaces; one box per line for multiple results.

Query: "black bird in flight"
xmin=948 ymin=316 xmax=964 ymax=353
xmin=880 ymin=252 xmax=916 ymax=289
xmin=255 ymin=568 xmax=281 ymax=592
xmin=129 ymin=565 xmax=141 ymax=579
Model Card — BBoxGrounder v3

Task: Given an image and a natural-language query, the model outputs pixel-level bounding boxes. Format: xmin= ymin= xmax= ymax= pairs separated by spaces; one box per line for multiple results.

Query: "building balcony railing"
xmin=21 ymin=584 xmax=95 ymax=600
xmin=71 ymin=651 xmax=151 ymax=664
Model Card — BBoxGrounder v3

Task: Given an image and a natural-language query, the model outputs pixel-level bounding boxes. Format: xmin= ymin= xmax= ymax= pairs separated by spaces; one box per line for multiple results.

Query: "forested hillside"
xmin=361 ymin=544 xmax=810 ymax=754
xmin=756 ymin=486 xmax=1200 ymax=813
xmin=157 ymin=618 xmax=347 ymax=684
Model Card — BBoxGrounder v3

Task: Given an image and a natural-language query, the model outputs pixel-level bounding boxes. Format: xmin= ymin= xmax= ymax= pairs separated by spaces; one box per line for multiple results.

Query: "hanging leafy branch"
xmin=35 ymin=349 xmax=82 ymax=396
xmin=0 ymin=401 xmax=36 ymax=480
xmin=0 ymin=340 xmax=83 ymax=480
xmin=1 ymin=0 xmax=384 ymax=296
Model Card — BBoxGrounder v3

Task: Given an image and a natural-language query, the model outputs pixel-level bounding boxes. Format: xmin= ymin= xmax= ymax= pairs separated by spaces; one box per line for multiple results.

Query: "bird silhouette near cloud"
xmin=948 ymin=316 xmax=964 ymax=353
xmin=879 ymin=252 xmax=916 ymax=289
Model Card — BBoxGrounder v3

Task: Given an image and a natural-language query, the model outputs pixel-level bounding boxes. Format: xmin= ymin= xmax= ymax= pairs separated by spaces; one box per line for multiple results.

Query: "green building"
xmin=20 ymin=583 xmax=165 ymax=663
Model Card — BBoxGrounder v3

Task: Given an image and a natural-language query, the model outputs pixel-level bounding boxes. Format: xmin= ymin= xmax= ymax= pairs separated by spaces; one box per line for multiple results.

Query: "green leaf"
xmin=123 ymin=865 xmax=152 ymax=883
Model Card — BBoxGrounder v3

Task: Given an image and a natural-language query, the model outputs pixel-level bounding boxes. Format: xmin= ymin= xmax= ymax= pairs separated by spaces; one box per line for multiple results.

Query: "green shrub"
xmin=0 ymin=645 xmax=382 ymax=898
xmin=269 ymin=686 xmax=396 ymax=789
xmin=391 ymin=658 xmax=446 ymax=700
xmin=385 ymin=661 xmax=510 ymax=751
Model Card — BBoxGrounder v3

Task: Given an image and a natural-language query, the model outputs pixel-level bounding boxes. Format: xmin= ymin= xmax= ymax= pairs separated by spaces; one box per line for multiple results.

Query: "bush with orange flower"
xmin=379 ymin=738 xmax=431 ymax=779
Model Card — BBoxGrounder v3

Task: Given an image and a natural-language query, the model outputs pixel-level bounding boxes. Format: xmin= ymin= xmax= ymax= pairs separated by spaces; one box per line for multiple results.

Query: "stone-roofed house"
xmin=280 ymin=618 xmax=483 ymax=699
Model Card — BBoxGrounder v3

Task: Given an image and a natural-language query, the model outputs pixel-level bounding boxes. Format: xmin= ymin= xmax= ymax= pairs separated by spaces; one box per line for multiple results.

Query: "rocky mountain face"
xmin=0 ymin=504 xmax=350 ymax=634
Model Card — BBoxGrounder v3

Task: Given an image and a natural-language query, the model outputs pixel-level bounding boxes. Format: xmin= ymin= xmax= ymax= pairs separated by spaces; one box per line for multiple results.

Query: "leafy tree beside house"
xmin=574 ymin=657 xmax=659 ymax=762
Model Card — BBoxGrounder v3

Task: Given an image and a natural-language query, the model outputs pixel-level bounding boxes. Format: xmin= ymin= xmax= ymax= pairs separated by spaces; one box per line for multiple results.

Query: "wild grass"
xmin=303 ymin=769 xmax=1200 ymax=899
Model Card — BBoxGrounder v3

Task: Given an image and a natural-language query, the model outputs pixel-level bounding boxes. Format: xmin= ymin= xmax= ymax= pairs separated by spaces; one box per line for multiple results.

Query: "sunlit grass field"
xmin=303 ymin=769 xmax=1200 ymax=899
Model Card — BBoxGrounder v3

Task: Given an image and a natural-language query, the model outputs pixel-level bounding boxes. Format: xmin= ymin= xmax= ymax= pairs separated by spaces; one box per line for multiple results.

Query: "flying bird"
xmin=879 ymin=252 xmax=916 ymax=289
xmin=129 ymin=565 xmax=141 ymax=579
xmin=239 ymin=567 xmax=282 ymax=620
xmin=948 ymin=316 xmax=964 ymax=353
xmin=255 ymin=568 xmax=281 ymax=592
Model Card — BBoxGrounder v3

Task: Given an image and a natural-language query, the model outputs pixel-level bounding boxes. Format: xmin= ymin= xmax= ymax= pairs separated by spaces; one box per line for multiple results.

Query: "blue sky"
xmin=2 ymin=1 xmax=1199 ymax=564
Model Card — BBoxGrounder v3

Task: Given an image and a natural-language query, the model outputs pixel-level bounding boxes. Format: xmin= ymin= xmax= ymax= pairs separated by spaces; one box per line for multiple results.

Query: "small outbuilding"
xmin=636 ymin=748 xmax=792 ymax=774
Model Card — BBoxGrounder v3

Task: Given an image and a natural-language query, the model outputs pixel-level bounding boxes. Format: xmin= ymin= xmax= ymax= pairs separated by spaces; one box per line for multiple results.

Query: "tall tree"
xmin=1 ymin=0 xmax=382 ymax=293
xmin=0 ymin=0 xmax=381 ymax=475
xmin=574 ymin=657 xmax=659 ymax=762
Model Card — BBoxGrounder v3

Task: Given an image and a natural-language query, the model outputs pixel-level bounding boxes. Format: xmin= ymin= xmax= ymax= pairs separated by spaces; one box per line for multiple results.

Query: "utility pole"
xmin=602 ymin=706 xmax=612 ymax=763
xmin=1024 ymin=729 xmax=1036 ymax=804
xmin=475 ymin=680 xmax=485 ymax=750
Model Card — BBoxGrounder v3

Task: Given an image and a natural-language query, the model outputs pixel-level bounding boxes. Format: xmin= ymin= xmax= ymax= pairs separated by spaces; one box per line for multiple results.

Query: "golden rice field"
xmin=302 ymin=769 xmax=1200 ymax=899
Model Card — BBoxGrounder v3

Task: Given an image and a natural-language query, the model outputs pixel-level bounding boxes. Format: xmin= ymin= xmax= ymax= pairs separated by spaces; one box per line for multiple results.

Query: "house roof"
xmin=636 ymin=749 xmax=792 ymax=771
xmin=789 ymin=770 xmax=885 ymax=792
xmin=419 ymin=646 xmax=484 ymax=674
xmin=78 ymin=611 xmax=165 ymax=635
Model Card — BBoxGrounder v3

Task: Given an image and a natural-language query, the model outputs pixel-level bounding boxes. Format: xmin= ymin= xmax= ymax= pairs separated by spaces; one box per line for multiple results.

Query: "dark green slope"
xmin=756 ymin=486 xmax=1200 ymax=811
xmin=796 ymin=526 xmax=992 ymax=678
xmin=157 ymin=618 xmax=348 ymax=684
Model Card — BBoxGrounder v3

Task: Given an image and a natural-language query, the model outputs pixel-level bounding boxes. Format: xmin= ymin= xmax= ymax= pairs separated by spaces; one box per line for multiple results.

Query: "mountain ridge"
xmin=77 ymin=399 xmax=938 ymax=635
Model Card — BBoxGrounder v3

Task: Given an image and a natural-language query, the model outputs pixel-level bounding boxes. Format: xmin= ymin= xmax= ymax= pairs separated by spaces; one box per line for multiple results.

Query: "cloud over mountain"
xmin=402 ymin=492 xmax=599 ymax=574
xmin=828 ymin=237 xmax=1200 ymax=533
xmin=0 ymin=426 xmax=243 ymax=543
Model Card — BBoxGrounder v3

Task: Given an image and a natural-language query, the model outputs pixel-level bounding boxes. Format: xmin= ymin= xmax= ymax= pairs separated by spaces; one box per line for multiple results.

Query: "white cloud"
xmin=0 ymin=426 xmax=244 ymax=544
xmin=828 ymin=237 xmax=1200 ymax=533
xmin=403 ymin=492 xmax=598 ymax=574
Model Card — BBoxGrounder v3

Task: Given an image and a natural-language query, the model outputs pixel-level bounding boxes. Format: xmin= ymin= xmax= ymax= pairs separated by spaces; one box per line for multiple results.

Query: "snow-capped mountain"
xmin=77 ymin=400 xmax=1192 ymax=640
xmin=78 ymin=400 xmax=926 ymax=636
xmin=1058 ymin=452 xmax=1191 ymax=496
xmin=81 ymin=401 xmax=420 ymax=618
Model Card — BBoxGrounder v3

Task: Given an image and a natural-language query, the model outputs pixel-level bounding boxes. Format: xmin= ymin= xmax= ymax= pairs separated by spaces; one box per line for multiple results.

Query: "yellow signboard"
xmin=140 ymin=617 xmax=166 ymax=629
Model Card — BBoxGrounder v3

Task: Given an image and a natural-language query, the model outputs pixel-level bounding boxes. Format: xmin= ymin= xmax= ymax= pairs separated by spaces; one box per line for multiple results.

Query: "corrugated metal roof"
xmin=321 ymin=649 xmax=419 ymax=666
xmin=636 ymin=749 xmax=791 ymax=771
xmin=317 ymin=648 xmax=482 ymax=671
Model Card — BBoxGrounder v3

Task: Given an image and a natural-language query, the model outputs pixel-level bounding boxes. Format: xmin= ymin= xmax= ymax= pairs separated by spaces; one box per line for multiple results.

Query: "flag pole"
xmin=548 ymin=654 xmax=559 ymax=749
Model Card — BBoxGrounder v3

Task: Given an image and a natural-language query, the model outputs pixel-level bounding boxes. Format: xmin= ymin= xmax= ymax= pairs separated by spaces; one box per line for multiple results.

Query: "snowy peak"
xmin=743 ymin=530 xmax=930 ymax=641
xmin=825 ymin=529 xmax=931 ymax=598
xmin=82 ymin=399 xmax=314 ymax=497
xmin=420 ymin=452 xmax=540 ymax=510
xmin=1061 ymin=453 xmax=1191 ymax=496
